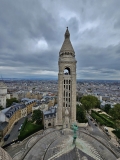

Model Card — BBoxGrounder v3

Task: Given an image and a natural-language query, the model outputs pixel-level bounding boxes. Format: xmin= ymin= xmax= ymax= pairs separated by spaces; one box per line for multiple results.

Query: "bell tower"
xmin=56 ymin=27 xmax=77 ymax=129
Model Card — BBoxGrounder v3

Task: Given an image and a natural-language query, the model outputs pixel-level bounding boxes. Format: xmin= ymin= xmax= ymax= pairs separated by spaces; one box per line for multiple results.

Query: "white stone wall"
xmin=40 ymin=103 xmax=48 ymax=111
xmin=6 ymin=94 xmax=10 ymax=99
xmin=0 ymin=83 xmax=7 ymax=108
xmin=32 ymin=105 xmax=40 ymax=112
xmin=57 ymin=55 xmax=77 ymax=128
xmin=44 ymin=117 xmax=56 ymax=129
xmin=56 ymin=28 xmax=77 ymax=129
xmin=11 ymin=92 xmax=19 ymax=100
xmin=0 ymin=95 xmax=6 ymax=108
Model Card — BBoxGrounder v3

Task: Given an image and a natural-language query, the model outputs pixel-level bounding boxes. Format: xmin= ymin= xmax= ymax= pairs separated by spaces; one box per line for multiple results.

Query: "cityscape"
xmin=0 ymin=0 xmax=120 ymax=160
xmin=0 ymin=79 xmax=120 ymax=159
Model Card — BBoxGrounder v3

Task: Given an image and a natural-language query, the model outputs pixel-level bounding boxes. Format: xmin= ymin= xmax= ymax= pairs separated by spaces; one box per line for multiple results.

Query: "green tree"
xmin=0 ymin=106 xmax=3 ymax=110
xmin=80 ymin=95 xmax=100 ymax=112
xmin=32 ymin=109 xmax=43 ymax=124
xmin=76 ymin=96 xmax=81 ymax=102
xmin=76 ymin=104 xmax=87 ymax=123
xmin=104 ymin=104 xmax=111 ymax=114
xmin=6 ymin=98 xmax=18 ymax=107
xmin=109 ymin=104 xmax=120 ymax=120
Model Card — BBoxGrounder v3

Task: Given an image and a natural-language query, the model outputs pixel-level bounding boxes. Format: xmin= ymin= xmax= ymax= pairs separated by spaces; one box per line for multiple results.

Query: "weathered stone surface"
xmin=56 ymin=28 xmax=77 ymax=129
xmin=0 ymin=147 xmax=12 ymax=160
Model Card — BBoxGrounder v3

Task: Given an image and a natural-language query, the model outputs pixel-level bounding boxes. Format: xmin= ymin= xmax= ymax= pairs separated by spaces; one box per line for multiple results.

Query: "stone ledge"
xmin=77 ymin=123 xmax=88 ymax=128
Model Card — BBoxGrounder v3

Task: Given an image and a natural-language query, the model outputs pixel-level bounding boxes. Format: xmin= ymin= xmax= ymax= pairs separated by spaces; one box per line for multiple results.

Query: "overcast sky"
xmin=0 ymin=0 xmax=120 ymax=80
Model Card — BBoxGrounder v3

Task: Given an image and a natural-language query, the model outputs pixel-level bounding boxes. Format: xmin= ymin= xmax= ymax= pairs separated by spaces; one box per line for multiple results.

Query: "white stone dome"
xmin=0 ymin=82 xmax=7 ymax=88
xmin=0 ymin=147 xmax=12 ymax=160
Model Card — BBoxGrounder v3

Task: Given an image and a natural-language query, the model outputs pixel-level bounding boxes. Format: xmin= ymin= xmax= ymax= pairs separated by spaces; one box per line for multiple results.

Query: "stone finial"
xmin=65 ymin=27 xmax=70 ymax=39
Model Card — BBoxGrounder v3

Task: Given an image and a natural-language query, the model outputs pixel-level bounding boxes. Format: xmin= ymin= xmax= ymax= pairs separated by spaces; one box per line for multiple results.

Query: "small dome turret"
xmin=0 ymin=81 xmax=7 ymax=88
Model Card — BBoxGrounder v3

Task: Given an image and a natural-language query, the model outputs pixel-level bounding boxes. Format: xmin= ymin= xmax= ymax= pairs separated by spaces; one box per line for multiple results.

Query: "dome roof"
xmin=0 ymin=147 xmax=12 ymax=160
xmin=0 ymin=81 xmax=7 ymax=88
xmin=13 ymin=129 xmax=118 ymax=160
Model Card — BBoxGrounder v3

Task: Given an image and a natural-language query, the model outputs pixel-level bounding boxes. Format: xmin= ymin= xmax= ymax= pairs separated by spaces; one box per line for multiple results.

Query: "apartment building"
xmin=0 ymin=98 xmax=36 ymax=140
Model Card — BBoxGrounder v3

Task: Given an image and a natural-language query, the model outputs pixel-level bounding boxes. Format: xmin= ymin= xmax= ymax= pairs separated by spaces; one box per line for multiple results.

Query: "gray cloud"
xmin=0 ymin=0 xmax=120 ymax=80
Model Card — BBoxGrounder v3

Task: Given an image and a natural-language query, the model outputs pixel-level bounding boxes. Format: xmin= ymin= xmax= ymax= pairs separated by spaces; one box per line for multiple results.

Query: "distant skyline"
xmin=0 ymin=0 xmax=120 ymax=80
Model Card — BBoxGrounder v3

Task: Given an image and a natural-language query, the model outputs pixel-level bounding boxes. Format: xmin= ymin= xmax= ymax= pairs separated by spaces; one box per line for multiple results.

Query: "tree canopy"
xmin=109 ymin=104 xmax=120 ymax=120
xmin=32 ymin=109 xmax=43 ymax=124
xmin=76 ymin=104 xmax=87 ymax=123
xmin=80 ymin=95 xmax=100 ymax=111
xmin=0 ymin=106 xmax=3 ymax=110
xmin=103 ymin=104 xmax=111 ymax=114
xmin=6 ymin=98 xmax=18 ymax=107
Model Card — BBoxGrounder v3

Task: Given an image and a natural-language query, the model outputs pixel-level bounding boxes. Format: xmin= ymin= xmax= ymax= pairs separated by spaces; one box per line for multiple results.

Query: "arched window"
xmin=48 ymin=123 xmax=51 ymax=126
xmin=64 ymin=67 xmax=70 ymax=75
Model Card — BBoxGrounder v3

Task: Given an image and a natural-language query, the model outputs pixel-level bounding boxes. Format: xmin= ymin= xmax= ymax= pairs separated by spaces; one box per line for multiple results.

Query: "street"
xmin=87 ymin=115 xmax=109 ymax=140
xmin=3 ymin=114 xmax=32 ymax=146
xmin=3 ymin=117 xmax=26 ymax=145
xmin=84 ymin=115 xmax=120 ymax=157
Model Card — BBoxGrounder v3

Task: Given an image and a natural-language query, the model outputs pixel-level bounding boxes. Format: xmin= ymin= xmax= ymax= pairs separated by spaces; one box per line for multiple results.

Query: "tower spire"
xmin=60 ymin=27 xmax=75 ymax=54
xmin=56 ymin=28 xmax=77 ymax=129
xmin=65 ymin=27 xmax=70 ymax=39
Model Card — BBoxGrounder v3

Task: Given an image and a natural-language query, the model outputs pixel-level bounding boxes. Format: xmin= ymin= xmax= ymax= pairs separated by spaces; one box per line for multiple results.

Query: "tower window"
xmin=66 ymin=92 xmax=68 ymax=96
xmin=48 ymin=123 xmax=51 ymax=126
xmin=64 ymin=67 xmax=70 ymax=75
xmin=69 ymin=85 xmax=70 ymax=90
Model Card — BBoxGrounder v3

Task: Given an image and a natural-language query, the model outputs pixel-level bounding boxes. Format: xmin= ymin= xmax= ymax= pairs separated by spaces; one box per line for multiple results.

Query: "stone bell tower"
xmin=56 ymin=27 xmax=77 ymax=129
